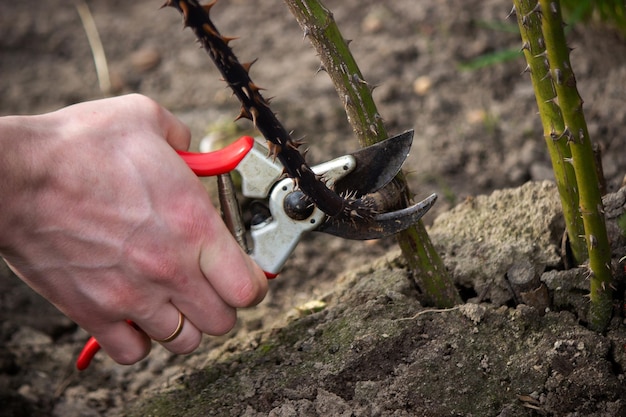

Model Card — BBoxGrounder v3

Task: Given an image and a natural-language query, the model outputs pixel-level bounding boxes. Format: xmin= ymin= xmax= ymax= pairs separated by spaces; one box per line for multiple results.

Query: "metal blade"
xmin=318 ymin=193 xmax=437 ymax=240
xmin=333 ymin=130 xmax=414 ymax=197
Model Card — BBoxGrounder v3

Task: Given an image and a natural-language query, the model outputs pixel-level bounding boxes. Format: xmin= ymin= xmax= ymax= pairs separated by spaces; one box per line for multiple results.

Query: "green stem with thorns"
xmin=514 ymin=0 xmax=613 ymax=331
xmin=541 ymin=0 xmax=613 ymax=331
xmin=513 ymin=0 xmax=586 ymax=265
xmin=284 ymin=0 xmax=385 ymax=146
xmin=284 ymin=0 xmax=460 ymax=308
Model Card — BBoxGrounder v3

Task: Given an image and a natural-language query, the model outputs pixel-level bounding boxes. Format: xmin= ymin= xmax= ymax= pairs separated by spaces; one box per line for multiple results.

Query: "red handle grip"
xmin=177 ymin=136 xmax=254 ymax=176
xmin=76 ymin=336 xmax=101 ymax=370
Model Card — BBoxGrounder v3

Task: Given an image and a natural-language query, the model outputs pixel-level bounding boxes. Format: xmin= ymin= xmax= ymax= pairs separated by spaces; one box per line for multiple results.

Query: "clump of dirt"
xmin=1 ymin=0 xmax=626 ymax=416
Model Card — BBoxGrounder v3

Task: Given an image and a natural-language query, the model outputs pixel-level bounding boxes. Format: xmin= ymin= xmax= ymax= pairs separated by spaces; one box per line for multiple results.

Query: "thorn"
xmin=561 ymin=126 xmax=572 ymax=141
xmin=266 ymin=141 xmax=281 ymax=161
xmin=521 ymin=64 xmax=531 ymax=75
xmin=550 ymin=1 xmax=559 ymax=15
xmin=234 ymin=106 xmax=251 ymax=121
xmin=520 ymin=41 xmax=530 ymax=52
xmin=249 ymin=107 xmax=259 ymax=126
xmin=589 ymin=234 xmax=598 ymax=249
xmin=521 ymin=14 xmax=529 ymax=27
xmin=315 ymin=64 xmax=327 ymax=75
xmin=302 ymin=27 xmax=310 ymax=40
xmin=242 ymin=59 xmax=258 ymax=73
xmin=221 ymin=35 xmax=239 ymax=45
xmin=160 ymin=0 xmax=174 ymax=10
xmin=248 ymin=82 xmax=266 ymax=92
xmin=505 ymin=5 xmax=516 ymax=19
xmin=203 ymin=0 xmax=218 ymax=14
xmin=287 ymin=140 xmax=303 ymax=151
xmin=290 ymin=137 xmax=307 ymax=149
xmin=352 ymin=73 xmax=367 ymax=85
xmin=553 ymin=68 xmax=563 ymax=85
xmin=545 ymin=95 xmax=560 ymax=108
xmin=179 ymin=0 xmax=190 ymax=23
xmin=530 ymin=2 xmax=542 ymax=15
xmin=549 ymin=128 xmax=559 ymax=141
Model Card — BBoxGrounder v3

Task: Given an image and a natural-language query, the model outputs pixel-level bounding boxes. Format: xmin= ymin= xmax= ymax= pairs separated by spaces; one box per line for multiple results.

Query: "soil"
xmin=1 ymin=0 xmax=626 ymax=416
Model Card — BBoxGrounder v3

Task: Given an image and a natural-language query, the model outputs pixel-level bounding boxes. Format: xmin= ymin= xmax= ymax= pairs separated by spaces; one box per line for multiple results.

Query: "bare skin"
xmin=0 ymin=94 xmax=268 ymax=365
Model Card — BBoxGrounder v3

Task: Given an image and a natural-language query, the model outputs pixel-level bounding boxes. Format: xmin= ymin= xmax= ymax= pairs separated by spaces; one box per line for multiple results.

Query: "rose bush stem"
xmin=513 ymin=0 xmax=613 ymax=331
xmin=513 ymin=0 xmax=586 ymax=264
xmin=284 ymin=0 xmax=460 ymax=307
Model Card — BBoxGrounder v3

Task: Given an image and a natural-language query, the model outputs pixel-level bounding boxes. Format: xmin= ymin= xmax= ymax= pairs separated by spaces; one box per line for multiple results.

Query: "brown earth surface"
xmin=1 ymin=0 xmax=626 ymax=416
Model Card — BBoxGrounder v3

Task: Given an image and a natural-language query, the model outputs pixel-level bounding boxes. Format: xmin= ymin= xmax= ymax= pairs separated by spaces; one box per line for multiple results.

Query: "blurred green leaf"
xmin=459 ymin=48 xmax=522 ymax=70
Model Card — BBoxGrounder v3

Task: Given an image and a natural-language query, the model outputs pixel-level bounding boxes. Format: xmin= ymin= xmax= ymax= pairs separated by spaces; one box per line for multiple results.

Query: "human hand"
xmin=0 ymin=94 xmax=268 ymax=365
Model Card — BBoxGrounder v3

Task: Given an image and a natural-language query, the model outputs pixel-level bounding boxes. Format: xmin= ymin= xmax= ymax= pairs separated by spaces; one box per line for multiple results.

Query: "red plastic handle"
xmin=76 ymin=336 xmax=101 ymax=370
xmin=177 ymin=136 xmax=254 ymax=176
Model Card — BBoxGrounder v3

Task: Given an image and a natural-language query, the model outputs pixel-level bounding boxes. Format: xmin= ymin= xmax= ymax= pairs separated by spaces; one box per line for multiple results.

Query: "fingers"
xmin=135 ymin=304 xmax=203 ymax=355
xmin=173 ymin=280 xmax=240 ymax=337
xmin=199 ymin=237 xmax=268 ymax=309
xmin=94 ymin=321 xmax=151 ymax=366
xmin=91 ymin=292 xmax=232 ymax=365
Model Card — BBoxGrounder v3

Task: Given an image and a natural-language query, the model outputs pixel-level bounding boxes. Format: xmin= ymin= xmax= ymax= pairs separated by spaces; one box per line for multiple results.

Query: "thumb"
xmin=199 ymin=239 xmax=268 ymax=308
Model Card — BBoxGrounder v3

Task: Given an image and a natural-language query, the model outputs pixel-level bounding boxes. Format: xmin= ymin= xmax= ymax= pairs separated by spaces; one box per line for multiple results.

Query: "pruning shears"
xmin=76 ymin=130 xmax=437 ymax=370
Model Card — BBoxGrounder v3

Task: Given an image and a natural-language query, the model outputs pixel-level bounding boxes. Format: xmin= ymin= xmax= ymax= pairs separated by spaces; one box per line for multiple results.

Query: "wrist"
xmin=0 ymin=114 xmax=56 ymax=249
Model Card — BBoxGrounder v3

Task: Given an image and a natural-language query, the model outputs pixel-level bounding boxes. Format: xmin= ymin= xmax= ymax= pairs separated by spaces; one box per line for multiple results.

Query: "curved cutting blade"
xmin=318 ymin=193 xmax=438 ymax=240
xmin=333 ymin=130 xmax=414 ymax=197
